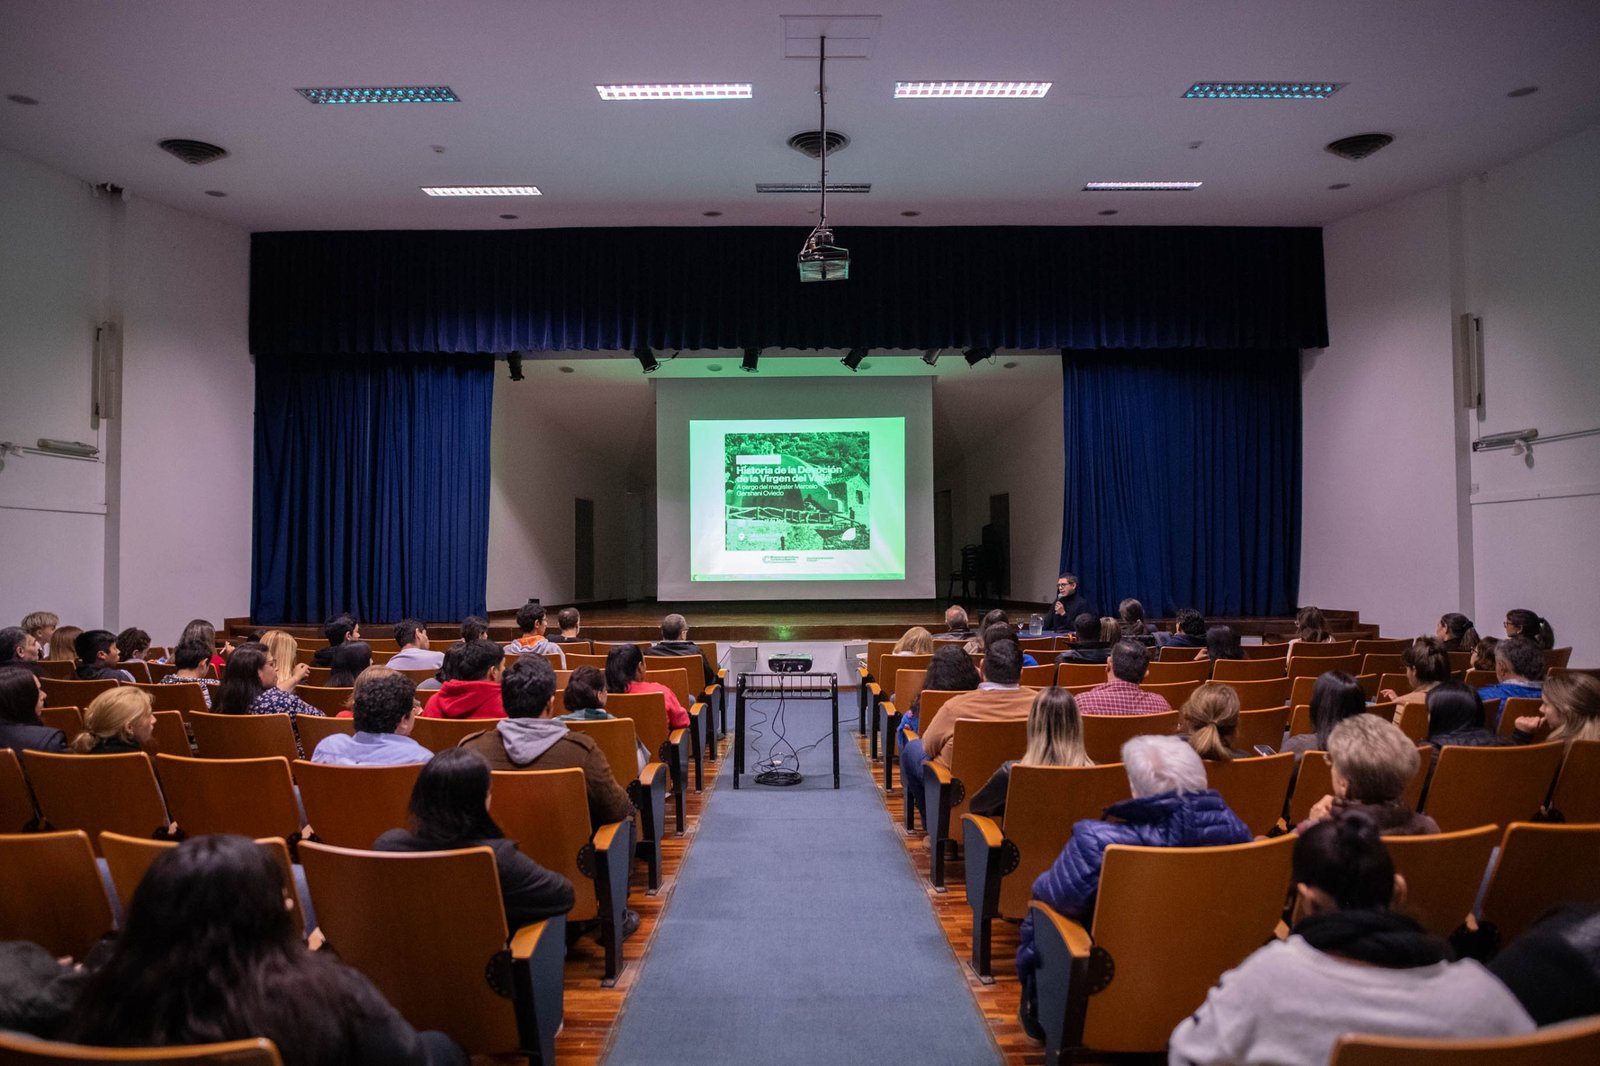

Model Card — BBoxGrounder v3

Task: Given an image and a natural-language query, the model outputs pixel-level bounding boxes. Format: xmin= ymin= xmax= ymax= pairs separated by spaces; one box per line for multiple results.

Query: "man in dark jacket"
xmin=645 ymin=613 xmax=715 ymax=681
xmin=1041 ymin=574 xmax=1095 ymax=634
xmin=1015 ymin=734 xmax=1251 ymax=1038
xmin=1055 ymin=614 xmax=1112 ymax=665
xmin=1155 ymin=607 xmax=1208 ymax=648
xmin=312 ymin=614 xmax=359 ymax=668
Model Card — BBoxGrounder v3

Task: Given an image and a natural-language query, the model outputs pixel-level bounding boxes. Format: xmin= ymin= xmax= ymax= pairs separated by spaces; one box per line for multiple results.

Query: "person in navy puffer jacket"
xmin=1015 ymin=734 xmax=1252 ymax=1040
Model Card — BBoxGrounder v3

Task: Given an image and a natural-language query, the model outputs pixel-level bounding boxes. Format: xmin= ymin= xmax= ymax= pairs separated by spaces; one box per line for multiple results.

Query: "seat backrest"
xmin=1287 ymin=640 xmax=1356 ymax=660
xmin=947 ymin=718 xmax=1028 ymax=826
xmin=1158 ymin=645 xmax=1205 ymax=662
xmin=1360 ymin=652 xmax=1407 ymax=677
xmin=1214 ymin=677 xmax=1291 ymax=711
xmin=1139 ymin=679 xmax=1201 ymax=707
xmin=0 ymin=749 xmax=37 ymax=832
xmin=132 ymin=680 xmax=210 ymax=719
xmin=643 ymin=666 xmax=691 ymax=714
xmin=1376 ymin=672 xmax=1411 ymax=698
xmin=1081 ymin=835 xmax=1297 ymax=1051
xmin=298 ymin=841 xmax=520 ymax=1053
xmin=877 ymin=655 xmax=932 ymax=702
xmin=145 ymin=662 xmax=179 ymax=682
xmin=1330 ymin=1015 xmax=1600 ymax=1065
xmin=189 ymin=711 xmax=300 ymax=762
xmin=154 ymin=754 xmax=301 ymax=839
xmin=566 ymin=717 xmax=644 ymax=789
xmin=1081 ymin=711 xmax=1180 ymax=764
xmin=1447 ymin=650 xmax=1473 ymax=675
xmin=1287 ymin=653 xmax=1363 ymax=681
xmin=1142 ymin=659 xmax=1211 ymax=685
xmin=1204 ymin=752 xmax=1296 ymax=836
xmin=301 ymin=666 xmax=332 ymax=685
xmin=605 ymin=690 xmax=671 ymax=756
xmin=997 ymin=763 xmax=1131 ymax=918
xmin=1287 ymin=703 xmax=1313 ymax=740
xmin=293 ymin=714 xmax=357 ymax=754
xmin=1422 ymin=742 xmax=1566 ymax=831
xmin=1549 ymin=739 xmax=1600 ymax=822
xmin=119 ymin=660 xmax=152 ymax=684
xmin=1238 ymin=644 xmax=1288 ymax=660
xmin=1353 ymin=638 xmax=1415 ymax=655
xmin=1056 ymin=662 xmax=1109 ymax=687
xmin=1289 ymin=676 xmax=1317 ymax=707
xmin=294 ymin=685 xmax=353 ymax=716
xmin=22 ymin=750 xmax=170 ymax=851
xmin=145 ymin=710 xmax=192 ymax=756
xmin=913 ymin=689 xmax=964 ymax=740
xmin=97 ymin=831 xmax=304 ymax=940
xmin=563 ymin=652 xmax=610 ymax=672
xmin=392 ymin=667 xmax=440 ymax=684
xmin=1462 ymin=668 xmax=1498 ymax=690
xmin=1018 ymin=663 xmax=1055 ymax=687
xmin=1392 ymin=701 xmax=1429 ymax=743
xmin=1545 ymin=646 xmax=1573 ymax=669
xmin=645 ymin=654 xmax=705 ymax=695
xmin=1382 ymin=824 xmax=1499 ymax=939
xmin=1287 ymin=746 xmax=1432 ymax=824
xmin=32 ymin=660 xmax=75 ymax=679
xmin=39 ymin=705 xmax=84 ymax=743
xmin=0 ymin=829 xmax=115 ymax=959
xmin=594 ymin=641 xmax=651 ymax=657
xmin=409 ymin=715 xmax=494 ymax=753
xmin=1233 ymin=706 xmax=1290 ymax=752
xmin=39 ymin=677 xmax=119 ymax=707
xmin=862 ymin=639 xmax=897 ymax=681
xmin=0 ymin=1032 xmax=284 ymax=1064
xmin=1209 ymin=657 xmax=1287 ymax=682
xmin=1479 ymin=821 xmax=1600 ymax=944
xmin=893 ymin=667 xmax=930 ymax=709
xmin=295 ymin=760 xmax=423 ymax=849
xmin=1496 ymin=697 xmax=1542 ymax=738
xmin=491 ymin=768 xmax=601 ymax=922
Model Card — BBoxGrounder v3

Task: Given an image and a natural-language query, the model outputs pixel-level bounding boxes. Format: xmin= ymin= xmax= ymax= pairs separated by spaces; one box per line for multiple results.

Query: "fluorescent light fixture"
xmin=755 ymin=183 xmax=871 ymax=194
xmin=297 ymin=86 xmax=458 ymax=104
xmin=894 ymin=81 xmax=1051 ymax=99
xmin=596 ymin=83 xmax=752 ymax=101
xmin=1083 ymin=181 xmax=1203 ymax=192
xmin=1184 ymin=82 xmax=1342 ymax=100
xmin=420 ymin=185 xmax=542 ymax=197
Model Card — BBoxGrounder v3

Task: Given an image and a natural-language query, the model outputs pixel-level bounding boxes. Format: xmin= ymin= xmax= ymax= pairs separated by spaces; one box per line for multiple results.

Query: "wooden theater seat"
xmin=144 ymin=710 xmax=191 ymax=757
xmin=1286 ymin=748 xmax=1431 ymax=826
xmin=1330 ymin=1017 xmax=1600 ymax=1066
xmin=1139 ymin=679 xmax=1202 ymax=708
xmin=1209 ymin=677 xmax=1290 ymax=711
xmin=22 ymin=750 xmax=172 ymax=850
xmin=39 ymin=677 xmax=118 ymax=708
xmin=1382 ymin=824 xmax=1499 ymax=939
xmin=867 ymin=653 xmax=932 ymax=760
xmin=97 ymin=831 xmax=304 ymax=939
xmin=565 ymin=716 xmax=669 ymax=892
xmin=1143 ymin=659 xmax=1211 ymax=685
xmin=294 ymin=760 xmax=423 ymax=849
xmin=38 ymin=706 xmax=84 ymax=743
xmin=292 ymin=714 xmax=356 ymax=755
xmin=877 ymin=667 xmax=931 ymax=789
xmin=1420 ymin=742 xmax=1565 ymax=831
xmin=0 ymin=829 xmax=115 ymax=960
xmin=0 ymin=749 xmax=38 ymax=833
xmin=1287 ymin=653 xmax=1363 ymax=681
xmin=1478 ymin=821 xmax=1600 ymax=947
xmin=1287 ymin=640 xmax=1356 ymax=659
xmin=1158 ymin=645 xmax=1205 ymax=661
xmin=1056 ymin=662 xmax=1111 ymax=688
xmin=188 ymin=710 xmax=300 ymax=762
xmin=641 ymin=665 xmax=704 ymax=791
xmin=1233 ymin=706 xmax=1290 ymax=752
xmin=409 ymin=715 xmax=493 ymax=753
xmin=1080 ymin=711 xmax=1179 ymax=764
xmin=293 ymin=685 xmax=353 ymax=717
xmin=1496 ymin=696 xmax=1542 ymax=738
xmin=154 ymin=754 xmax=302 ymax=841
xmin=606 ymin=689 xmax=689 ymax=834
xmin=922 ymin=717 xmax=1029 ymax=888
xmin=0 ymin=1033 xmax=283 ymax=1064
xmin=1209 ymin=657 xmax=1287 ymax=682
xmin=131 ymin=680 xmax=211 ymax=720
xmin=1204 ymin=752 xmax=1296 ymax=836
xmin=1547 ymin=739 xmax=1600 ymax=823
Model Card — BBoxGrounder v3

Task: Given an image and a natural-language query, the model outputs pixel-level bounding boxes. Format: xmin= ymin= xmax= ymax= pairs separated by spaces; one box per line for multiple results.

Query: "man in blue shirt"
xmin=310 ymin=667 xmax=431 ymax=766
xmin=1476 ymin=637 xmax=1545 ymax=730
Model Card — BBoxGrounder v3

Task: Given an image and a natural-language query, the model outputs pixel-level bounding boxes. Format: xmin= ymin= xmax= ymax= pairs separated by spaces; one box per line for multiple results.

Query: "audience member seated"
xmin=505 ymin=602 xmax=566 ymax=666
xmin=1379 ymin=636 xmax=1451 ymax=716
xmin=376 ymin=748 xmax=575 ymax=931
xmin=160 ymin=637 xmax=220 ymax=707
xmin=459 ymin=655 xmax=633 ymax=829
xmin=420 ymin=640 xmax=506 ymax=720
xmin=1201 ymin=624 xmax=1243 ymax=662
xmin=1289 ymin=605 xmax=1334 ymax=645
xmin=1017 ymin=735 xmax=1250 ymax=1039
xmin=1155 ymin=608 xmax=1207 ymax=648
xmin=42 ymin=624 xmax=80 ymax=663
xmin=73 ymin=629 xmax=134 ymax=683
xmin=459 ymin=614 xmax=491 ymax=643
xmin=1054 ymin=613 xmax=1111 ymax=665
xmin=312 ymin=613 xmax=359 ymax=668
xmin=1117 ymin=597 xmax=1156 ymax=644
xmin=1179 ymin=684 xmax=1246 ymax=761
xmin=0 ymin=666 xmax=67 ymax=754
xmin=1512 ymin=670 xmax=1600 ymax=745
xmin=898 ymin=643 xmax=981 ymax=737
xmin=326 ymin=640 xmax=373 ymax=688
xmin=1476 ymin=636 xmax=1545 ymax=729
xmin=1423 ymin=680 xmax=1511 ymax=751
xmin=1436 ymin=612 xmax=1480 ymax=653
xmin=311 ymin=668 xmax=431 ymax=766
xmin=64 ymin=833 xmax=467 ymax=1065
xmin=1169 ymin=811 xmax=1533 ymax=1065
xmin=557 ymin=665 xmax=649 ymax=771
xmin=1488 ymin=904 xmax=1600 ymax=1027
xmin=604 ymin=644 xmax=689 ymax=729
xmin=900 ymin=635 xmax=1030 ymax=820
xmin=1281 ymin=671 xmax=1366 ymax=757
xmin=547 ymin=607 xmax=583 ymax=644
xmin=215 ymin=643 xmax=325 ymax=720
xmin=943 ymin=605 xmax=974 ymax=639
xmin=0 ymin=940 xmax=88 ymax=1040
xmin=963 ymin=609 xmax=1012 ymax=655
xmin=114 ymin=626 xmax=152 ymax=662
xmin=1042 ymin=573 xmax=1094 ymax=634
xmin=1295 ymin=715 xmax=1439 ymax=836
xmin=645 ymin=612 xmax=715 ymax=678
xmin=386 ymin=618 xmax=445 ymax=671
xmin=969 ymin=687 xmax=1092 ymax=819
xmin=0 ymin=626 xmax=41 ymax=667
xmin=179 ymin=618 xmax=229 ymax=670
xmin=1075 ymin=641 xmax=1172 ymax=717
xmin=20 ymin=611 xmax=58 ymax=659
xmin=70 ymin=687 xmax=156 ymax=755
xmin=1502 ymin=607 xmax=1556 ymax=651
xmin=1470 ymin=636 xmax=1499 ymax=672
xmin=888 ymin=625 xmax=934 ymax=657
xmin=261 ymin=629 xmax=310 ymax=692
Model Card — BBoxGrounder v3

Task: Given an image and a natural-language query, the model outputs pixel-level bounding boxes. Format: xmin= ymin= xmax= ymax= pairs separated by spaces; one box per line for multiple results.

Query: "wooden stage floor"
xmin=487 ymin=599 xmax=999 ymax=642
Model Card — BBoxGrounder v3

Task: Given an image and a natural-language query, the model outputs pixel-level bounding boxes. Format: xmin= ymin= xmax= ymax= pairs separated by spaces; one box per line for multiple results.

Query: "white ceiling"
xmin=3 ymin=1 xmax=1599 ymax=232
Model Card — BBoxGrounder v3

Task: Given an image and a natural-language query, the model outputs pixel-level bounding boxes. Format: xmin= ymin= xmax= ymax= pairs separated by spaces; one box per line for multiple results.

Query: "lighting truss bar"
xmin=1083 ymin=181 xmax=1203 ymax=192
xmin=596 ymin=83 xmax=752 ymax=101
xmin=297 ymin=86 xmax=458 ymax=104
xmin=1184 ymin=81 xmax=1342 ymax=100
xmin=756 ymin=183 xmax=871 ymax=194
xmin=420 ymin=186 xmax=542 ymax=197
xmin=894 ymin=81 xmax=1051 ymax=99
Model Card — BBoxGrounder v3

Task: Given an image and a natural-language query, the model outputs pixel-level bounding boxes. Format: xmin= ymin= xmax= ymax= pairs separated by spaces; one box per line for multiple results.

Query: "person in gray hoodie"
xmin=457 ymin=654 xmax=633 ymax=830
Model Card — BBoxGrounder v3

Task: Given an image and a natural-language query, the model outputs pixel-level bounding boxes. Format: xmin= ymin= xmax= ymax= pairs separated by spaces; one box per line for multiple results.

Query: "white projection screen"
xmin=656 ymin=376 xmax=935 ymax=600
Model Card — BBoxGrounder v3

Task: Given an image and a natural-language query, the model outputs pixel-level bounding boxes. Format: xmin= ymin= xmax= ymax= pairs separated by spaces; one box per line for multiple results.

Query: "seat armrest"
xmin=509 ymin=917 xmax=558 ymax=961
xmin=926 ymin=761 xmax=955 ymax=786
xmin=962 ymin=812 xmax=1004 ymax=850
xmin=1030 ymin=900 xmax=1095 ymax=1057
xmin=1030 ymin=900 xmax=1093 ymax=958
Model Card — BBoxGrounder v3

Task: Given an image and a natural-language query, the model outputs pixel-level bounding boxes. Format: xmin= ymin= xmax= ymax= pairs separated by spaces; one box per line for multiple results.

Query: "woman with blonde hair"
xmin=261 ymin=630 xmax=311 ymax=692
xmin=1514 ymin=671 xmax=1600 ymax=744
xmin=72 ymin=686 xmax=156 ymax=754
xmin=891 ymin=626 xmax=934 ymax=655
xmin=969 ymin=687 xmax=1091 ymax=817
xmin=1180 ymin=684 xmax=1244 ymax=761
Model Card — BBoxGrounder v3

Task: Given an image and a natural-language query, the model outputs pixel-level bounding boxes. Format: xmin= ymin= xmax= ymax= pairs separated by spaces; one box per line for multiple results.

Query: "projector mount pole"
xmin=817 ymin=35 xmax=828 ymax=231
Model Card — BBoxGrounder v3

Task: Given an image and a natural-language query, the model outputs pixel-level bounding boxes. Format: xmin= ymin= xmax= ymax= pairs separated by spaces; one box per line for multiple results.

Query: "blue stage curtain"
xmin=249 ymin=226 xmax=1327 ymax=356
xmin=251 ymin=355 xmax=492 ymax=624
xmin=1059 ymin=349 xmax=1302 ymax=618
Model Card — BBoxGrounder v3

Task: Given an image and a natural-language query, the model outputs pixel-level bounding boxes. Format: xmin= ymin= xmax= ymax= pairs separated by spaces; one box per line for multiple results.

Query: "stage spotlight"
xmin=741 ymin=347 xmax=761 ymax=373
xmin=506 ymin=351 xmax=525 ymax=381
xmin=964 ymin=347 xmax=994 ymax=366
xmin=921 ymin=348 xmax=942 ymax=366
xmin=634 ymin=343 xmax=660 ymax=374
xmin=841 ymin=347 xmax=868 ymax=371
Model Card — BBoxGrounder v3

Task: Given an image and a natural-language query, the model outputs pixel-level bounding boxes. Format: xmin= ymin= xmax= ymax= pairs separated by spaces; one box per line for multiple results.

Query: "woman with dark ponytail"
xmin=1503 ymin=608 xmax=1555 ymax=651
xmin=1170 ymin=811 xmax=1534 ymax=1065
xmin=1435 ymin=612 xmax=1479 ymax=653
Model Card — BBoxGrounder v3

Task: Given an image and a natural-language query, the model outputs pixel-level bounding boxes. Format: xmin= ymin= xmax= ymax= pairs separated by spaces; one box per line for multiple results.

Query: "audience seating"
xmin=1158 ymin=645 xmax=1205 ymax=661
xmin=866 ymin=654 xmax=933 ymax=759
xmin=1447 ymin=650 xmax=1473 ymax=674
xmin=294 ymin=760 xmax=422 ymax=849
xmin=0 ymin=749 xmax=37 ymax=832
xmin=1330 ymin=1016 xmax=1600 ymax=1065
xmin=1352 ymin=638 xmax=1414 ymax=655
xmin=391 ymin=667 xmax=438 ymax=684
xmin=1548 ymin=740 xmax=1600 ymax=822
xmin=1016 ymin=636 xmax=1054 ymax=653
xmin=566 ymin=716 xmax=668 ymax=892
xmin=299 ymin=841 xmax=565 ymax=1064
xmin=1204 ymin=752 xmax=1296 ymax=836
xmin=644 ymin=652 xmax=718 ymax=757
xmin=1234 ymin=707 xmax=1290 ymax=752
xmin=410 ymin=715 xmax=492 ymax=753
xmin=962 ymin=763 xmax=1131 ymax=980
xmin=1287 ymin=748 xmax=1431 ymax=826
xmin=31 ymin=660 xmax=75 ymax=679
xmin=1285 ymin=699 xmax=1398 ymax=739
xmin=1209 ymin=658 xmax=1285 ymax=681
xmin=1142 ymin=659 xmax=1211 ymax=685
xmin=594 ymin=641 xmax=650 ymax=657
xmin=1208 ymin=677 xmax=1290 ymax=711
xmin=1463 ymin=669 xmax=1497 ymax=690
xmin=1420 ymin=742 xmax=1565 ymax=831
xmin=856 ymin=639 xmax=897 ymax=736
xmin=1382 ymin=824 xmax=1499 ymax=939
xmin=131 ymin=680 xmax=210 ymax=719
xmin=1239 ymin=644 xmax=1291 ymax=660
xmin=555 ymin=639 xmax=591 ymax=654
xmin=119 ymin=660 xmax=152 ymax=683
xmin=1287 ymin=641 xmax=1356 ymax=659
xmin=877 ymin=669 xmax=932 ymax=789
xmin=1139 ymin=679 xmax=1202 ymax=708
xmin=1018 ymin=662 xmax=1055 ymax=687
xmin=1287 ymin=653 xmax=1362 ymax=681
xmin=1360 ymin=652 xmax=1407 ymax=677
xmin=143 ymin=661 xmax=179 ymax=683
xmin=293 ymin=685 xmax=353 ymax=716
xmin=0 ymin=1033 xmax=285 ymax=1064
xmin=98 ymin=831 xmax=304 ymax=939
xmin=146 ymin=710 xmax=192 ymax=756
xmin=301 ymin=666 xmax=332 ymax=685
xmin=606 ymin=689 xmax=689 ymax=833
xmin=642 ymin=664 xmax=704 ymax=790
xmin=492 ymin=768 xmax=633 ymax=985
xmin=921 ymin=717 xmax=1028 ymax=888
xmin=1081 ymin=711 xmax=1180 ymax=764
xmin=189 ymin=710 xmax=300 ymax=762
xmin=564 ymin=652 xmax=610 ymax=672
xmin=1029 ymin=835 xmax=1296 ymax=1056
xmin=1478 ymin=821 xmax=1600 ymax=946
xmin=1545 ymin=646 xmax=1573 ymax=670
xmin=1496 ymin=696 xmax=1542 ymax=738
xmin=1393 ymin=701 xmax=1429 ymax=743
xmin=22 ymin=751 xmax=171 ymax=849
xmin=1056 ymin=662 xmax=1110 ymax=687
xmin=0 ymin=829 xmax=115 ymax=960
xmin=293 ymin=713 xmax=356 ymax=755
xmin=154 ymin=754 xmax=302 ymax=841
xmin=39 ymin=677 xmax=119 ymax=707
xmin=39 ymin=706 xmax=84 ymax=743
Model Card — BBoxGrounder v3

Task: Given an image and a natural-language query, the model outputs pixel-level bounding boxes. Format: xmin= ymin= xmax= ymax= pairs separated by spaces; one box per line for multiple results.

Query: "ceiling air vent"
xmin=158 ymin=139 xmax=229 ymax=165
xmin=787 ymin=129 xmax=849 ymax=159
xmin=1325 ymin=133 xmax=1393 ymax=161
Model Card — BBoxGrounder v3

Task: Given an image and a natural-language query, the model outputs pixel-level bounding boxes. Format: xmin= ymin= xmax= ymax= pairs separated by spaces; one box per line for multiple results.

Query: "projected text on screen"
xmin=689 ymin=417 xmax=906 ymax=582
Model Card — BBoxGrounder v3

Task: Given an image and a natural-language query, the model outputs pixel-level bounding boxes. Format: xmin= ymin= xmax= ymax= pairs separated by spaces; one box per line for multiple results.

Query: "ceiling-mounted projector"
xmin=798 ymin=224 xmax=849 ymax=282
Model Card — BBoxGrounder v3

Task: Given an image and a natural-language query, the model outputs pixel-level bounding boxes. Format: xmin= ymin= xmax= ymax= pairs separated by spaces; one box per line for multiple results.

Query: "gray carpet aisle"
xmin=603 ymin=644 xmax=1003 ymax=1066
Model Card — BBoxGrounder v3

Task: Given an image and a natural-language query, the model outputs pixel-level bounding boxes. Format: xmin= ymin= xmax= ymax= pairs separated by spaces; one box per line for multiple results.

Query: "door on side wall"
xmin=988 ymin=493 xmax=1010 ymax=599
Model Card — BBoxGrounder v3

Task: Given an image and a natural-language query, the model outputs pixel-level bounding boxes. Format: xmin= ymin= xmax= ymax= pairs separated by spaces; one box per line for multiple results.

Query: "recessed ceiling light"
xmin=1327 ymin=183 xmax=1350 ymax=190
xmin=297 ymin=86 xmax=459 ymax=104
xmin=1084 ymin=181 xmax=1202 ymax=192
xmin=1506 ymin=86 xmax=1538 ymax=98
xmin=894 ymin=81 xmax=1051 ymax=99
xmin=6 ymin=94 xmax=39 ymax=106
xmin=420 ymin=185 xmax=541 ymax=197
xmin=702 ymin=210 xmax=723 ymax=217
xmin=499 ymin=213 xmax=519 ymax=219
xmin=595 ymin=83 xmax=751 ymax=101
xmin=203 ymin=190 xmax=227 ymax=198
xmin=900 ymin=210 xmax=920 ymax=217
xmin=1184 ymin=82 xmax=1342 ymax=100
xmin=1098 ymin=209 xmax=1118 ymax=216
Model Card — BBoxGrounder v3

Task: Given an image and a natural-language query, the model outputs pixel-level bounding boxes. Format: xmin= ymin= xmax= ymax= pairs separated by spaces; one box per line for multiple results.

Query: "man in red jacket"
xmin=420 ymin=639 xmax=506 ymax=719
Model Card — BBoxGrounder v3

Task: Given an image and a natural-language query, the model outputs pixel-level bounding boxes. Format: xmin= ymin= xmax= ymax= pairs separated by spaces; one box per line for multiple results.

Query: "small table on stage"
xmin=733 ymin=672 xmax=840 ymax=790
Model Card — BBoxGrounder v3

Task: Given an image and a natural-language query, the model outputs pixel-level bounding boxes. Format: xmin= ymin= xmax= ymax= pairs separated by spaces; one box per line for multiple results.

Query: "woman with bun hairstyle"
xmin=1179 ymin=684 xmax=1245 ymax=761
xmin=1503 ymin=608 xmax=1555 ymax=651
xmin=71 ymin=687 xmax=156 ymax=754
xmin=1436 ymin=613 xmax=1479 ymax=653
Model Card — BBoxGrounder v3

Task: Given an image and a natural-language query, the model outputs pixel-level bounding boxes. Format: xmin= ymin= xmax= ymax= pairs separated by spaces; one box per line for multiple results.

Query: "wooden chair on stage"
xmin=294 ymin=760 xmax=422 ymax=849
xmin=0 ymin=829 xmax=115 ymax=960
xmin=606 ymin=689 xmax=689 ymax=833
xmin=1477 ymin=821 xmax=1600 ymax=948
xmin=22 ymin=751 xmax=173 ymax=850
xmin=1081 ymin=711 xmax=1179 ymax=764
xmin=1330 ymin=1017 xmax=1600 ymax=1066
xmin=922 ymin=717 xmax=1029 ymax=889
xmin=1382 ymin=824 xmax=1499 ymax=939
xmin=0 ymin=1033 xmax=284 ymax=1064
xmin=1204 ymin=752 xmax=1296 ymax=836
xmin=1420 ymin=742 xmax=1565 ymax=831
xmin=566 ymin=716 xmax=669 ymax=892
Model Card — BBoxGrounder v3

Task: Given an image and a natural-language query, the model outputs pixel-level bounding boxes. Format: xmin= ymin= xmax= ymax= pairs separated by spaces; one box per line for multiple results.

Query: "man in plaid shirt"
xmin=1075 ymin=641 xmax=1172 ymax=716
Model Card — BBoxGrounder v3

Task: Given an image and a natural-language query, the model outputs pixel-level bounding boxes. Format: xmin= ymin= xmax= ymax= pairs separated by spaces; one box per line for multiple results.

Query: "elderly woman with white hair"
xmin=1014 ymin=734 xmax=1252 ymax=1040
